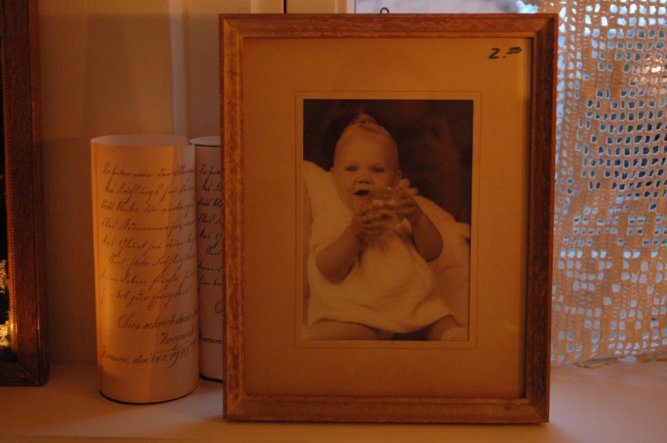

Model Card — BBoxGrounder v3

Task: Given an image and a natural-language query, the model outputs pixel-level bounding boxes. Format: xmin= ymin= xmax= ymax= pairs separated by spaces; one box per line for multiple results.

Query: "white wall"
xmin=38 ymin=0 xmax=262 ymax=363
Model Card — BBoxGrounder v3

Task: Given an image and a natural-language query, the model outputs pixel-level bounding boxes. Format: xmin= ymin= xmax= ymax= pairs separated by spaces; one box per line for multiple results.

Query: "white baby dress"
xmin=303 ymin=160 xmax=470 ymax=334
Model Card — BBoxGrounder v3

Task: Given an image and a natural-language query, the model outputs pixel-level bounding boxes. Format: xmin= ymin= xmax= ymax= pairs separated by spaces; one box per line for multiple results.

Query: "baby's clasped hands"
xmin=351 ymin=180 xmax=421 ymax=237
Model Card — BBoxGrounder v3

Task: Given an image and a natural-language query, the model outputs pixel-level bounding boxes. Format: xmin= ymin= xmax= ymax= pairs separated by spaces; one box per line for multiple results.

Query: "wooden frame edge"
xmin=0 ymin=0 xmax=48 ymax=386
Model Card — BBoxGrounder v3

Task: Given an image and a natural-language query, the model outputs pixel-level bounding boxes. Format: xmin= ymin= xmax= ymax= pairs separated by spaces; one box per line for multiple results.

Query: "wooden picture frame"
xmin=221 ymin=14 xmax=556 ymax=423
xmin=0 ymin=0 xmax=48 ymax=385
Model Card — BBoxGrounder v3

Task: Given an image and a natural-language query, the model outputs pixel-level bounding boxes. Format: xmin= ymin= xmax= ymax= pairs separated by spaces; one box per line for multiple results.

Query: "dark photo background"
xmin=303 ymin=99 xmax=473 ymax=224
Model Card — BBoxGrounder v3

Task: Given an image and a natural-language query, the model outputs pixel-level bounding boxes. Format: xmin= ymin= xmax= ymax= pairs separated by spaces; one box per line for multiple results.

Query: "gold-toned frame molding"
xmin=0 ymin=0 xmax=48 ymax=385
xmin=222 ymin=13 xmax=556 ymax=423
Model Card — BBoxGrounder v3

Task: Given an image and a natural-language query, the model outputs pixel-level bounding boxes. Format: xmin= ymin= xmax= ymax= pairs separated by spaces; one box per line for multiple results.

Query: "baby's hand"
xmin=393 ymin=179 xmax=423 ymax=225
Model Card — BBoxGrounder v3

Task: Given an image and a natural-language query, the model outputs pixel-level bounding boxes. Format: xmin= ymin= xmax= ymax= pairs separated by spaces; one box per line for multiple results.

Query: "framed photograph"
xmin=221 ymin=14 xmax=556 ymax=423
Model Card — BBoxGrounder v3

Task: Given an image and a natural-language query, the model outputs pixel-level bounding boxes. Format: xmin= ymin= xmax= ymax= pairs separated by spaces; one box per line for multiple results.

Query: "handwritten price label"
xmin=489 ymin=46 xmax=523 ymax=60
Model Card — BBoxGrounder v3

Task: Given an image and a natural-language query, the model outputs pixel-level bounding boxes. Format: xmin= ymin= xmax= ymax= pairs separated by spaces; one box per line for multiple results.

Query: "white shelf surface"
xmin=1 ymin=361 xmax=667 ymax=442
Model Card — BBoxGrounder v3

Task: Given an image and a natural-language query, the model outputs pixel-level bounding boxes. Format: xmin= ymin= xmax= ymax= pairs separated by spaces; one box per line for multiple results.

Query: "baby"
xmin=304 ymin=113 xmax=465 ymax=341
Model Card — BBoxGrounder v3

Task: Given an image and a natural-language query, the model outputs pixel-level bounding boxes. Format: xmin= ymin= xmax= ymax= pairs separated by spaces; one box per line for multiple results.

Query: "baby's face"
xmin=332 ymin=132 xmax=400 ymax=210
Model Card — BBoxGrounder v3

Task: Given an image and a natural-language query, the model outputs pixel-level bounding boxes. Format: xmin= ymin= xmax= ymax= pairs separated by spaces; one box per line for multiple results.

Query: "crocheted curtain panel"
xmin=522 ymin=0 xmax=666 ymax=365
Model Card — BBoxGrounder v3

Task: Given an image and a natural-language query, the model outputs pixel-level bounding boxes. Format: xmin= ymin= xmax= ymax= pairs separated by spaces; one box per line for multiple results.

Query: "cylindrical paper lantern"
xmin=91 ymin=134 xmax=199 ymax=403
xmin=191 ymin=136 xmax=223 ymax=381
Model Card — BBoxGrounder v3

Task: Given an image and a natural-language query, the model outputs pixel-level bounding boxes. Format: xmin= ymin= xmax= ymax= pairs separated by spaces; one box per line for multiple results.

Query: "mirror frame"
xmin=0 ymin=0 xmax=48 ymax=385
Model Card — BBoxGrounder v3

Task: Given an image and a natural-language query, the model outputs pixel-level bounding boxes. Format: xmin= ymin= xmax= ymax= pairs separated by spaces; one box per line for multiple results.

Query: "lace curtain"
xmin=523 ymin=0 xmax=667 ymax=365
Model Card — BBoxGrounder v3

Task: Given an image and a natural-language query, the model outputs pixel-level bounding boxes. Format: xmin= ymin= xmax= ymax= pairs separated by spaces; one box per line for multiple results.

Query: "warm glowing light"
xmin=0 ymin=259 xmax=8 ymax=347
xmin=0 ymin=321 xmax=9 ymax=348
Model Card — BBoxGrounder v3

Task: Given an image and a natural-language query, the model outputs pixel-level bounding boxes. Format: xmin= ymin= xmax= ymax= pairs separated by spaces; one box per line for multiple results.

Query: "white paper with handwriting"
xmin=192 ymin=136 xmax=223 ymax=381
xmin=91 ymin=135 xmax=199 ymax=403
